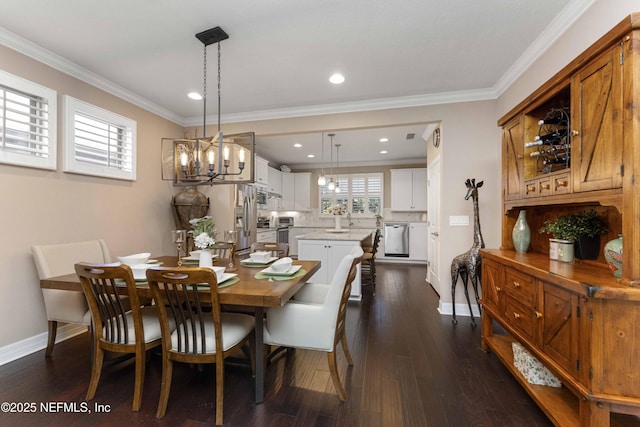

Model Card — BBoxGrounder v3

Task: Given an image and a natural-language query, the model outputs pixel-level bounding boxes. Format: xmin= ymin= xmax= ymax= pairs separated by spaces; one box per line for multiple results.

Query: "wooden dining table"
xmin=39 ymin=256 xmax=321 ymax=404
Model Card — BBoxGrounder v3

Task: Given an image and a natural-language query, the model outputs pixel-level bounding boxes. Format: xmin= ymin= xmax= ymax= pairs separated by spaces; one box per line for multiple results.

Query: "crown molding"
xmin=493 ymin=0 xmax=596 ymax=96
xmin=184 ymin=87 xmax=498 ymax=126
xmin=0 ymin=27 xmax=184 ymax=125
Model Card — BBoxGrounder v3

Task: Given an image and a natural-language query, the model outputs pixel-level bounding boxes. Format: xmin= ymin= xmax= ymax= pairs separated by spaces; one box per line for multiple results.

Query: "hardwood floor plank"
xmin=0 ymin=263 xmax=554 ymax=426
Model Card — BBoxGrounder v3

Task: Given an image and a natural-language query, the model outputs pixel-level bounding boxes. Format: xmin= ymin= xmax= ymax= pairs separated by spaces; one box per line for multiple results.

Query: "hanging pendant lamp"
xmin=317 ymin=132 xmax=327 ymax=186
xmin=334 ymin=143 xmax=341 ymax=193
xmin=327 ymin=133 xmax=336 ymax=191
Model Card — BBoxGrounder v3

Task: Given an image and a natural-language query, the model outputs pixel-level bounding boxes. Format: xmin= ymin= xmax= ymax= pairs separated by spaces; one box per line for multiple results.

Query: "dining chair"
xmin=75 ymin=262 xmax=165 ymax=411
xmin=263 ymin=245 xmax=363 ymax=400
xmin=361 ymin=228 xmax=381 ymax=294
xmin=208 ymin=242 xmax=235 ymax=260
xmin=32 ymin=239 xmax=113 ymax=357
xmin=250 ymin=242 xmax=289 ymax=257
xmin=146 ymin=266 xmax=255 ymax=425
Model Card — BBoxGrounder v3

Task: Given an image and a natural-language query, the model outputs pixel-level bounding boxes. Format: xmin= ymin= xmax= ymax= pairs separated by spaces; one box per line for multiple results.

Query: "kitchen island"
xmin=297 ymin=230 xmax=372 ymax=301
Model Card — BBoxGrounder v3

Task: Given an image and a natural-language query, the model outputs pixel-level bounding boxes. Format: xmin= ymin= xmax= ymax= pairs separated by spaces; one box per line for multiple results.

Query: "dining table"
xmin=39 ymin=256 xmax=321 ymax=404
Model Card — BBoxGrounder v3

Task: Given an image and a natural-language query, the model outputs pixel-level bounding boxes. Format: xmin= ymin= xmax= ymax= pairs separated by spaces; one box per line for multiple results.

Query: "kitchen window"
xmin=0 ymin=70 xmax=57 ymax=170
xmin=320 ymin=173 xmax=383 ymax=217
xmin=63 ymin=95 xmax=137 ymax=180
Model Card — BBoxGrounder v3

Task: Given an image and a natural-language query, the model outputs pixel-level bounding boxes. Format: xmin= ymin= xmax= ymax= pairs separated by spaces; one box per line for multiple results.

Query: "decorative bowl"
xmin=270 ymin=257 xmax=292 ymax=273
xmin=130 ymin=263 xmax=154 ymax=280
xmin=117 ymin=252 xmax=151 ymax=266
xmin=250 ymin=251 xmax=271 ymax=262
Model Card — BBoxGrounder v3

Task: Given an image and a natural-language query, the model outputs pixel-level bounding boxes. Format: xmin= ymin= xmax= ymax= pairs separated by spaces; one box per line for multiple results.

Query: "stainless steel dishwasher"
xmin=384 ymin=222 xmax=409 ymax=257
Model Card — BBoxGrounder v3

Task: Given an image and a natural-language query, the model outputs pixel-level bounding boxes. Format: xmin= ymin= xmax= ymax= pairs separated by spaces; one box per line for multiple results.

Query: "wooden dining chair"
xmin=361 ymin=228 xmax=381 ymax=293
xmin=209 ymin=242 xmax=235 ymax=260
xmin=74 ymin=262 xmax=165 ymax=411
xmin=146 ymin=266 xmax=255 ymax=425
xmin=263 ymin=246 xmax=363 ymax=400
xmin=250 ymin=242 xmax=289 ymax=257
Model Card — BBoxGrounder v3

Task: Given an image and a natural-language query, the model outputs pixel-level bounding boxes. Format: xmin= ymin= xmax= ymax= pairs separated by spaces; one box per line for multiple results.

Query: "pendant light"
xmin=317 ymin=132 xmax=327 ymax=186
xmin=334 ymin=143 xmax=341 ymax=193
xmin=326 ymin=133 xmax=336 ymax=191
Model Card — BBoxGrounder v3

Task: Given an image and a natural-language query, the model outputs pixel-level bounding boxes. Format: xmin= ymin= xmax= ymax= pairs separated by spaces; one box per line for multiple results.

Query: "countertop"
xmin=297 ymin=230 xmax=372 ymax=242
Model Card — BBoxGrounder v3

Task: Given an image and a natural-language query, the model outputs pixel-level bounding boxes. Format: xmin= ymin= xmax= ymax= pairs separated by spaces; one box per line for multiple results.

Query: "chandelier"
xmin=168 ymin=26 xmax=255 ymax=186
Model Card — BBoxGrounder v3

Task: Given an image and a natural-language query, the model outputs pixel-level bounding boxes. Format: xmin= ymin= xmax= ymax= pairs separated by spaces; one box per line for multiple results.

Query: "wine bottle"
xmin=535 ymin=129 xmax=568 ymax=142
xmin=538 ymin=118 xmax=568 ymax=126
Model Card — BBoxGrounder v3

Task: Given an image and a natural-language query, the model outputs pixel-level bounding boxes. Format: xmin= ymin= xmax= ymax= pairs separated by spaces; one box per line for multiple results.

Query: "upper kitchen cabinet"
xmin=390 ymin=168 xmax=427 ymax=211
xmin=268 ymin=166 xmax=282 ymax=195
xmin=255 ymin=156 xmax=269 ymax=187
xmin=571 ymin=45 xmax=623 ymax=193
xmin=293 ymin=173 xmax=311 ymax=211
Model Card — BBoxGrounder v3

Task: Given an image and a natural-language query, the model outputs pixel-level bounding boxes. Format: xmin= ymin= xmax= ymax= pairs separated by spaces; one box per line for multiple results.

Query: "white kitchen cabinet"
xmin=268 ymin=166 xmax=282 ymax=195
xmin=281 ymin=172 xmax=295 ymax=210
xmin=255 ymin=156 xmax=269 ymax=187
xmin=390 ymin=168 xmax=427 ymax=211
xmin=293 ymin=173 xmax=311 ymax=211
xmin=409 ymin=222 xmax=428 ymax=261
xmin=298 ymin=239 xmax=361 ymax=299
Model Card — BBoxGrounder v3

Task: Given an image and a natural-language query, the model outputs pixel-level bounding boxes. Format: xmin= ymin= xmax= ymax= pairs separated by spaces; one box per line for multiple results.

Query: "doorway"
xmin=427 ymin=155 xmax=441 ymax=294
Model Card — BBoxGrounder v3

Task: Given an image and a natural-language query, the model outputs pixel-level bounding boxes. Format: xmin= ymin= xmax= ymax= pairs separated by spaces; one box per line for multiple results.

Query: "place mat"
xmin=116 ymin=277 xmax=239 ymax=289
xmin=254 ymin=268 xmax=307 ymax=281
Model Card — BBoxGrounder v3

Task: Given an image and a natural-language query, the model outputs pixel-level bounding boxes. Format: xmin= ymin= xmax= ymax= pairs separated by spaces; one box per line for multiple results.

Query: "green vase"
xmin=512 ymin=210 xmax=531 ymax=253
xmin=604 ymin=234 xmax=623 ymax=278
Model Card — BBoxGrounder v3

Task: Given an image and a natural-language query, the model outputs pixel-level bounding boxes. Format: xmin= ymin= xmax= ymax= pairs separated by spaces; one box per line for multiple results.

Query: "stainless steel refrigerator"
xmin=234 ymin=184 xmax=257 ymax=254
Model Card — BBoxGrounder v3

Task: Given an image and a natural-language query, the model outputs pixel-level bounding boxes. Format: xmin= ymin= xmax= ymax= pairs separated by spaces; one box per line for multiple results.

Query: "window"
xmin=320 ymin=173 xmax=383 ymax=216
xmin=0 ymin=70 xmax=57 ymax=170
xmin=63 ymin=95 xmax=137 ymax=180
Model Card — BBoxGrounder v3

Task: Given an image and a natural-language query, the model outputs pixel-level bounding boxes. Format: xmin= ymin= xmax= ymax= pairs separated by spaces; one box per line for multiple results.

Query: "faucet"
xmin=347 ymin=213 xmax=353 ymax=227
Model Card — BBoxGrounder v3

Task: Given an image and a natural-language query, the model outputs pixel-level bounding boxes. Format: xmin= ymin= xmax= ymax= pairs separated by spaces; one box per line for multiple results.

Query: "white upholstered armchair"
xmin=32 ymin=239 xmax=113 ymax=356
xmin=263 ymin=245 xmax=363 ymax=400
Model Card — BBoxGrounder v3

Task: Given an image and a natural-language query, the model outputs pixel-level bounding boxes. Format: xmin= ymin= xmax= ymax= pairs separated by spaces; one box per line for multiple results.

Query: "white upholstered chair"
xmin=263 ymin=245 xmax=364 ymax=400
xmin=32 ymin=239 xmax=113 ymax=356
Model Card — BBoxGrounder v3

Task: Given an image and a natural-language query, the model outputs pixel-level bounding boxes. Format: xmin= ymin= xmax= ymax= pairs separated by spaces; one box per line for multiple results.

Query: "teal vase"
xmin=604 ymin=234 xmax=623 ymax=278
xmin=512 ymin=210 xmax=531 ymax=253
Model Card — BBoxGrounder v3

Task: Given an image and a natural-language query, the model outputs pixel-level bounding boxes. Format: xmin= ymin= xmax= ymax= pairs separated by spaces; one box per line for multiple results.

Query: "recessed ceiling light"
xmin=187 ymin=92 xmax=202 ymax=100
xmin=307 ymin=154 xmax=315 ymax=158
xmin=380 ymin=150 xmax=388 ymax=154
xmin=329 ymin=73 xmax=345 ymax=84
xmin=379 ymin=137 xmax=389 ymax=142
xmin=294 ymin=143 xmax=302 ymax=148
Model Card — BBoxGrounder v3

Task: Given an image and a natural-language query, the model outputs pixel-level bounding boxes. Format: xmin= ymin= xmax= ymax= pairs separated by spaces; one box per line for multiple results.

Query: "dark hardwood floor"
xmin=0 ymin=263 xmax=552 ymax=426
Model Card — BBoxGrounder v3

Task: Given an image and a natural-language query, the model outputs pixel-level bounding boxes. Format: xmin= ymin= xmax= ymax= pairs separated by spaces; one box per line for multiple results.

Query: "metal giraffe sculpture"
xmin=451 ymin=178 xmax=484 ymax=326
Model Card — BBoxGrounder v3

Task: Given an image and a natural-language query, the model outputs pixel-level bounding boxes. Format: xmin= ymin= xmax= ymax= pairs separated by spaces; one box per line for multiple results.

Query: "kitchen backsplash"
xmin=257 ymin=208 xmax=426 ymax=228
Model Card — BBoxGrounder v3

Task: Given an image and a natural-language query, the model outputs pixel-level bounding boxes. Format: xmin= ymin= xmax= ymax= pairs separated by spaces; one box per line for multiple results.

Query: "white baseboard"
xmin=438 ymin=301 xmax=481 ymax=318
xmin=0 ymin=324 xmax=88 ymax=366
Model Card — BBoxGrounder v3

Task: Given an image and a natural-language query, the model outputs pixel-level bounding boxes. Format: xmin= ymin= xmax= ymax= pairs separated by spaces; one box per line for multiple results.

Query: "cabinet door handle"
xmin=535 ymin=311 xmax=543 ymax=318
xmin=555 ymin=180 xmax=568 ymax=190
xmin=513 ymin=312 xmax=521 ymax=319
xmin=570 ymin=129 xmax=580 ymax=137
xmin=512 ymin=281 xmax=520 ymax=288
xmin=495 ymin=286 xmax=501 ymax=292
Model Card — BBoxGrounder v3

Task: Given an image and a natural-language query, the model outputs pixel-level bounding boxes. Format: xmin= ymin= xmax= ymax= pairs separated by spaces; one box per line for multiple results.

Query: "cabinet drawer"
xmin=523 ymin=180 xmax=538 ymax=198
xmin=552 ymin=173 xmax=571 ymax=195
xmin=504 ymin=268 xmax=535 ymax=307
xmin=504 ymin=295 xmax=536 ymax=340
xmin=537 ymin=177 xmax=552 ymax=197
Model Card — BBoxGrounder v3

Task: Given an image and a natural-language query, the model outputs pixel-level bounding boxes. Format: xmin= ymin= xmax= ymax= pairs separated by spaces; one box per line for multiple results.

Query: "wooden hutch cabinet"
xmin=481 ymin=13 xmax=640 ymax=426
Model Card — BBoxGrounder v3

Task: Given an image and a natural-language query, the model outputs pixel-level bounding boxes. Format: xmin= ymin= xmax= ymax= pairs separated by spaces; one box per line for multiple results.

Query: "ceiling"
xmin=0 ymin=0 xmax=584 ymax=167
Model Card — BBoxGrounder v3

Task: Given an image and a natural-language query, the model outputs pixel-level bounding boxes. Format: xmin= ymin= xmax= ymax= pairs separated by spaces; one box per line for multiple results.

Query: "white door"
xmin=427 ymin=156 xmax=441 ymax=294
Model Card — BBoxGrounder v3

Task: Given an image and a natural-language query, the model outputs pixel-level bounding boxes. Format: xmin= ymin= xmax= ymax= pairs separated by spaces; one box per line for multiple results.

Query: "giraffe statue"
xmin=450 ymin=178 xmax=484 ymax=326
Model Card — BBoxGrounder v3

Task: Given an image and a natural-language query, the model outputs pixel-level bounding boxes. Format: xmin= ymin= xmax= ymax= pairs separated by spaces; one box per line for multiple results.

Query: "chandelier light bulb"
xmin=318 ymin=175 xmax=327 ymax=186
xmin=327 ymin=179 xmax=336 ymax=191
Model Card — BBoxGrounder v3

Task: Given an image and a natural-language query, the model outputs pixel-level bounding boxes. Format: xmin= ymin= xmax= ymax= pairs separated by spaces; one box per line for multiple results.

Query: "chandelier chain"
xmin=202 ymin=44 xmax=207 ymax=138
xmin=217 ymin=42 xmax=222 ymax=133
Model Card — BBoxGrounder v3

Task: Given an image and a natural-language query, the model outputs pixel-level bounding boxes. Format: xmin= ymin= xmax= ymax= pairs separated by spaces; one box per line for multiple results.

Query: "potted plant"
xmin=539 ymin=209 xmax=606 ymax=262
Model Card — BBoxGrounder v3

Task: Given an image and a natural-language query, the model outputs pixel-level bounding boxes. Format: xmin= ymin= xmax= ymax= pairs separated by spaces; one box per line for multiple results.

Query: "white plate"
xmin=217 ymin=273 xmax=237 ymax=284
xmin=325 ymin=229 xmax=350 ymax=233
xmin=259 ymin=264 xmax=302 ymax=276
xmin=240 ymin=256 xmax=278 ymax=266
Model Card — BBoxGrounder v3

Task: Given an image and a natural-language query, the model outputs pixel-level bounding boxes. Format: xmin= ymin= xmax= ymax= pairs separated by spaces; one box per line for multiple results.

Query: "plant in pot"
xmin=539 ymin=209 xmax=606 ymax=262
